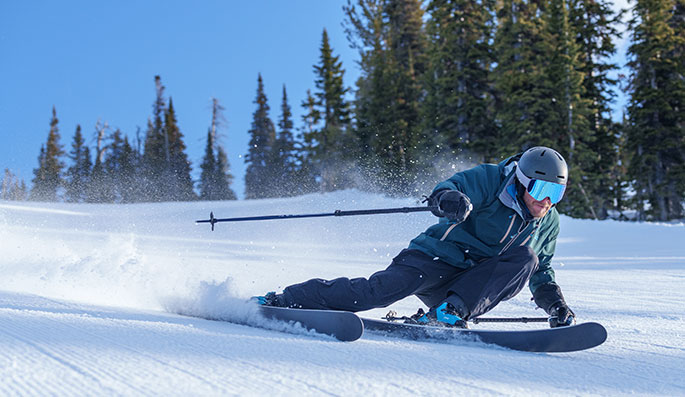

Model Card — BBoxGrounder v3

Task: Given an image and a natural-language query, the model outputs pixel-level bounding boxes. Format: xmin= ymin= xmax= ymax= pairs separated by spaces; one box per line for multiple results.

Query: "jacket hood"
xmin=496 ymin=155 xmax=527 ymax=218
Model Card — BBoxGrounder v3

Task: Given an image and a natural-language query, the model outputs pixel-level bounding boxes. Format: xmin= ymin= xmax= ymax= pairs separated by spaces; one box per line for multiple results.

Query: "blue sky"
xmin=0 ymin=1 xmax=360 ymax=198
xmin=0 ymin=1 xmax=630 ymax=199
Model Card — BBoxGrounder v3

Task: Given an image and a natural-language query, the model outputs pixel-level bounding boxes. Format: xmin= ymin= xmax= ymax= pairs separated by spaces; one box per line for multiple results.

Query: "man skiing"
xmin=257 ymin=146 xmax=575 ymax=329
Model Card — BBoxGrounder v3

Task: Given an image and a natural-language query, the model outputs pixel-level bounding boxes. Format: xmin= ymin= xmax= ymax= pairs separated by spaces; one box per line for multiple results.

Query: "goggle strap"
xmin=515 ymin=166 xmax=532 ymax=190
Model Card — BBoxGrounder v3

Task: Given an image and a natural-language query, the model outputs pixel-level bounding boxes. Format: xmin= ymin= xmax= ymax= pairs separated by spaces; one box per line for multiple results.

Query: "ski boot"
xmin=407 ymin=302 xmax=468 ymax=329
xmin=252 ymin=291 xmax=286 ymax=307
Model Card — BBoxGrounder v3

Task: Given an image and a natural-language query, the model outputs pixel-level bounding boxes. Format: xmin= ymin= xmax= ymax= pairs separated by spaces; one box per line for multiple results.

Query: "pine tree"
xmin=215 ymin=146 xmax=237 ymax=200
xmin=212 ymin=98 xmax=237 ymax=200
xmin=199 ymin=130 xmax=218 ymax=200
xmin=199 ymin=98 xmax=237 ymax=201
xmin=625 ymin=0 xmax=685 ymax=220
xmin=568 ymin=0 xmax=626 ymax=218
xmin=88 ymin=150 xmax=107 ymax=203
xmin=30 ymin=107 xmax=65 ymax=201
xmin=119 ymin=136 xmax=137 ymax=203
xmin=2 ymin=169 xmax=11 ymax=200
xmin=296 ymin=89 xmax=321 ymax=194
xmin=127 ymin=127 xmax=147 ymax=203
xmin=1 ymin=169 xmax=10 ymax=200
xmin=423 ymin=0 xmax=497 ymax=163
xmin=65 ymin=124 xmax=92 ymax=203
xmin=345 ymin=0 xmax=427 ymax=194
xmin=31 ymin=145 xmax=47 ymax=197
xmin=244 ymin=74 xmax=277 ymax=199
xmin=493 ymin=0 xmax=551 ymax=156
xmin=305 ymin=29 xmax=353 ymax=192
xmin=18 ymin=180 xmax=28 ymax=200
xmin=86 ymin=120 xmax=112 ymax=203
xmin=165 ymin=98 xmax=196 ymax=201
xmin=540 ymin=0 xmax=595 ymax=218
xmin=142 ymin=75 xmax=168 ymax=201
xmin=344 ymin=0 xmax=387 ymax=184
xmin=2 ymin=169 xmax=27 ymax=201
xmin=273 ymin=85 xmax=299 ymax=196
xmin=102 ymin=128 xmax=127 ymax=203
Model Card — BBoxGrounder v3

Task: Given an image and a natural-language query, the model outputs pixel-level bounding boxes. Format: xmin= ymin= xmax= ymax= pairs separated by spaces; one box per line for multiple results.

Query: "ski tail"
xmin=259 ymin=306 xmax=364 ymax=342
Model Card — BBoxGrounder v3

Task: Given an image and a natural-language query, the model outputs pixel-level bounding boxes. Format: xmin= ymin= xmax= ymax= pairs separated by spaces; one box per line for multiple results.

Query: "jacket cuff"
xmin=533 ymin=283 xmax=565 ymax=314
xmin=427 ymin=189 xmax=449 ymax=217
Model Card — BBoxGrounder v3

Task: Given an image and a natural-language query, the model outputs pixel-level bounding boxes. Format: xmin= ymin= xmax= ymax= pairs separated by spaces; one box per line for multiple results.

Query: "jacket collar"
xmin=498 ymin=171 xmax=526 ymax=218
xmin=497 ymin=156 xmax=538 ymax=221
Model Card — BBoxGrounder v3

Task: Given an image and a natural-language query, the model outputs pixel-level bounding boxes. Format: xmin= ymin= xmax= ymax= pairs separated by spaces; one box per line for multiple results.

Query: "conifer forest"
xmin=2 ymin=0 xmax=683 ymax=221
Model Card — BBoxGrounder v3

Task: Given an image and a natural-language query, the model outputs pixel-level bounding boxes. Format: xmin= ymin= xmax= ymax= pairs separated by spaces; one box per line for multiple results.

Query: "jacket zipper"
xmin=440 ymin=223 xmax=459 ymax=242
xmin=498 ymin=217 xmax=530 ymax=256
xmin=499 ymin=216 xmax=516 ymax=244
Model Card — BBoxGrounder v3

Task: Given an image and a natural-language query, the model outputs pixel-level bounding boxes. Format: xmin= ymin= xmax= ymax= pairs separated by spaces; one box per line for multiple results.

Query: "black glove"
xmin=548 ymin=302 xmax=576 ymax=328
xmin=533 ymin=283 xmax=575 ymax=328
xmin=428 ymin=189 xmax=473 ymax=223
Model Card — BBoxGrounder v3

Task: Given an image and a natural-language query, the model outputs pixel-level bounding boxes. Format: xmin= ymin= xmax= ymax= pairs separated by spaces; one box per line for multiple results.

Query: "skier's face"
xmin=523 ymin=191 xmax=552 ymax=218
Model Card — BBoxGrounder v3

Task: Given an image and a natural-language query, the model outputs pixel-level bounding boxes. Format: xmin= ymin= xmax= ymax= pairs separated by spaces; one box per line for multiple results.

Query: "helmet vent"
xmin=535 ymin=170 xmax=546 ymax=175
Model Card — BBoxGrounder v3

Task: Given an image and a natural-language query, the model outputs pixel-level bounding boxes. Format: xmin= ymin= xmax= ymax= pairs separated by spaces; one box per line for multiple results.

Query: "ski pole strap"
xmin=196 ymin=206 xmax=437 ymax=230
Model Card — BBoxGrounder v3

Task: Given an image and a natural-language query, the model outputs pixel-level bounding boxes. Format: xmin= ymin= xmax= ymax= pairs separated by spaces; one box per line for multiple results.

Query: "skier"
xmin=256 ymin=146 xmax=576 ymax=328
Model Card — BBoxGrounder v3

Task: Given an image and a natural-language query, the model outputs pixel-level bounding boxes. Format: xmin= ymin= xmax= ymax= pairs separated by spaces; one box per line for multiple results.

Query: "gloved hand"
xmin=429 ymin=190 xmax=473 ymax=223
xmin=548 ymin=302 xmax=576 ymax=328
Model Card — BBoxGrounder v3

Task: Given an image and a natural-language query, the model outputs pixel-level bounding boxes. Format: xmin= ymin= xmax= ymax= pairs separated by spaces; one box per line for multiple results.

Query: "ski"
xmin=259 ymin=306 xmax=364 ymax=342
xmin=361 ymin=317 xmax=607 ymax=352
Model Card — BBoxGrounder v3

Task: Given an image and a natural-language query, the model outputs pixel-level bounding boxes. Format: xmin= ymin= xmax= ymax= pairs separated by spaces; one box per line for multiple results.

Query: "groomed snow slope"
xmin=1 ymin=191 xmax=684 ymax=396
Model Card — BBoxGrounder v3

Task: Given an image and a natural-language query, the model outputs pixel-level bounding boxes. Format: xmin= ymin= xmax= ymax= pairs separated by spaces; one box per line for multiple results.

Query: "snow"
xmin=1 ymin=191 xmax=684 ymax=396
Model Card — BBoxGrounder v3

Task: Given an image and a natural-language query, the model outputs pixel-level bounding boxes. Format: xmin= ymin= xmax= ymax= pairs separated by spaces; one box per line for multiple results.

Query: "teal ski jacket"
xmin=408 ymin=157 xmax=559 ymax=294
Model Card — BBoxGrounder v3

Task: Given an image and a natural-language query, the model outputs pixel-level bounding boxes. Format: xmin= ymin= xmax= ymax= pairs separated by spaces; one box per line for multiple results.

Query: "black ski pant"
xmin=281 ymin=246 xmax=539 ymax=319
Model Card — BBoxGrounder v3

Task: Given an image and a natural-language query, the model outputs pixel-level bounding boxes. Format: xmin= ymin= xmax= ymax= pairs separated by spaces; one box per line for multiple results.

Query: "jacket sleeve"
xmin=529 ymin=218 xmax=567 ymax=313
xmin=431 ymin=164 xmax=499 ymax=210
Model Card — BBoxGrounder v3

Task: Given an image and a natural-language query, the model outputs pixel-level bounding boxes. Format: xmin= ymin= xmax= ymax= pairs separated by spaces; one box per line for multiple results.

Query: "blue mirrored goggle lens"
xmin=527 ymin=179 xmax=566 ymax=204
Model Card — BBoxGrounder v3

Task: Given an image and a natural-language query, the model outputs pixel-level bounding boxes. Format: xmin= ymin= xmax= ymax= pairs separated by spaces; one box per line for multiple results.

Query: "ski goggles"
xmin=515 ymin=166 xmax=566 ymax=204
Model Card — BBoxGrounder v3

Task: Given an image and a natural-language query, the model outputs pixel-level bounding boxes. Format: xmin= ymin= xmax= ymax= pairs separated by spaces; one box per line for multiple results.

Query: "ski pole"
xmin=470 ymin=317 xmax=549 ymax=324
xmin=382 ymin=312 xmax=549 ymax=324
xmin=196 ymin=206 xmax=437 ymax=231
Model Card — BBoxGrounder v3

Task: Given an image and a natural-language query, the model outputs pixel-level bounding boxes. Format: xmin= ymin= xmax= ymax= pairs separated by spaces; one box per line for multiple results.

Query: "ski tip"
xmin=583 ymin=321 xmax=608 ymax=344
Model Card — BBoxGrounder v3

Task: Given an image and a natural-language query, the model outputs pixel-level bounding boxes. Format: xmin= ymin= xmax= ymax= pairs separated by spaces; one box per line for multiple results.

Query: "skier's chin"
xmin=523 ymin=192 xmax=552 ymax=217
xmin=531 ymin=206 xmax=550 ymax=217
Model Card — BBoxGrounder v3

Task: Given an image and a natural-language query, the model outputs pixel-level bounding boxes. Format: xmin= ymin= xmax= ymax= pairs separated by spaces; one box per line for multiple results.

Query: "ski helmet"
xmin=516 ymin=146 xmax=568 ymax=185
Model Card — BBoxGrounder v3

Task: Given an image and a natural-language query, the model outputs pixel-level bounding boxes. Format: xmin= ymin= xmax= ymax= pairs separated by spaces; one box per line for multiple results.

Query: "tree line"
xmin=20 ymin=76 xmax=236 ymax=204
xmin=2 ymin=0 xmax=683 ymax=221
